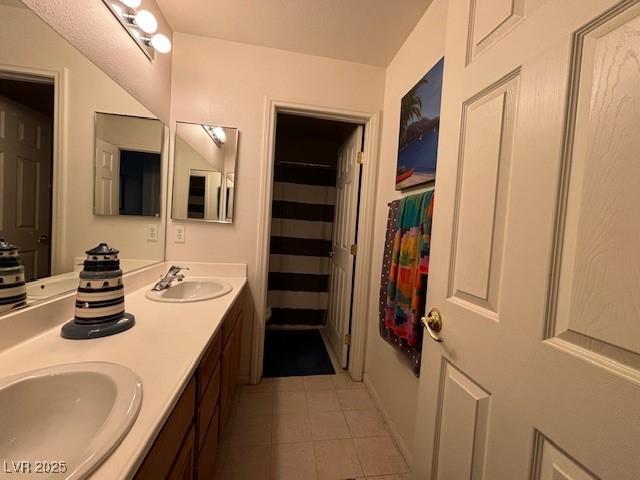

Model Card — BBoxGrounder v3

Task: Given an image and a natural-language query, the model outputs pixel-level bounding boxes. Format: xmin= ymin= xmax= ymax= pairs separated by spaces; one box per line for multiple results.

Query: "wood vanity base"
xmin=134 ymin=287 xmax=244 ymax=480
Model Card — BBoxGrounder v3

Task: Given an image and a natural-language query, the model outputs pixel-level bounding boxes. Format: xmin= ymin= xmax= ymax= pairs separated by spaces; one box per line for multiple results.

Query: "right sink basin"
xmin=145 ymin=277 xmax=233 ymax=303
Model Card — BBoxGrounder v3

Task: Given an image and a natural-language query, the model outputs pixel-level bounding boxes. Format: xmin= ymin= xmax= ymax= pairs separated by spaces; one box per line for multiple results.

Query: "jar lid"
xmin=85 ymin=243 xmax=119 ymax=256
xmin=0 ymin=238 xmax=18 ymax=253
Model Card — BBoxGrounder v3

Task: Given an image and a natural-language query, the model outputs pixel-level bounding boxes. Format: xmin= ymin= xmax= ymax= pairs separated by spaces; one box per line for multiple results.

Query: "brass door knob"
xmin=421 ymin=308 xmax=443 ymax=342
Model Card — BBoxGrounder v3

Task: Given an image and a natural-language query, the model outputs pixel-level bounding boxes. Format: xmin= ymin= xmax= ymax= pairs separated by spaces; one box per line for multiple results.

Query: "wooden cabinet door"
xmin=196 ymin=406 xmax=220 ymax=480
xmin=134 ymin=379 xmax=196 ymax=480
xmin=220 ymin=315 xmax=242 ymax=435
xmin=167 ymin=425 xmax=195 ymax=480
xmin=220 ymin=329 xmax=234 ymax=435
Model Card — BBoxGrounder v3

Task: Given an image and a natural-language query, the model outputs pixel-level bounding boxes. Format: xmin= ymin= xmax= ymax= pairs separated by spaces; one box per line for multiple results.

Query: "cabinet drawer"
xmin=134 ymin=377 xmax=196 ymax=480
xmin=196 ymin=406 xmax=220 ymax=480
xmin=197 ymin=331 xmax=221 ymax=402
xmin=167 ymin=425 xmax=195 ymax=480
xmin=197 ymin=364 xmax=220 ymax=451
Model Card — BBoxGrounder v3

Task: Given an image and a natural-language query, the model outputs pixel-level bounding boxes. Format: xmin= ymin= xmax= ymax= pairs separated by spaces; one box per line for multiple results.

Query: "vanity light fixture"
xmin=203 ymin=125 xmax=227 ymax=148
xmin=103 ymin=0 xmax=172 ymax=61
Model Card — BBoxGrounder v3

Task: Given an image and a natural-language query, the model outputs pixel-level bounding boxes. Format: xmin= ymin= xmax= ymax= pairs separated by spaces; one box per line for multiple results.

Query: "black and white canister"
xmin=61 ymin=243 xmax=135 ymax=339
xmin=0 ymin=238 xmax=27 ymax=313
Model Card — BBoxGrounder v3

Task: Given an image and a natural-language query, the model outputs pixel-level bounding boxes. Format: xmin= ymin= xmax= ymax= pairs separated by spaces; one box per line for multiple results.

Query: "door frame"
xmin=0 ymin=64 xmax=67 ymax=275
xmin=252 ymin=96 xmax=381 ymax=383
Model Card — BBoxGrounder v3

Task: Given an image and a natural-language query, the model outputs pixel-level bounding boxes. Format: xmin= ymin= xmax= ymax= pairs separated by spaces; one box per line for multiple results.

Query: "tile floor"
xmin=214 ymin=372 xmax=411 ymax=480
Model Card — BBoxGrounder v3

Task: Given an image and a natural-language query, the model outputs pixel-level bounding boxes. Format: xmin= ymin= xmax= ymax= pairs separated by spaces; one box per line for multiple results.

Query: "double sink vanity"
xmin=0 ymin=262 xmax=246 ymax=479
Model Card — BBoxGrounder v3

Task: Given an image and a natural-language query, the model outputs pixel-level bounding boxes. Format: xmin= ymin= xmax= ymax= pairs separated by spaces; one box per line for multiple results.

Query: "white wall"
xmin=363 ymin=0 xmax=448 ymax=461
xmin=21 ymin=0 xmax=173 ymax=122
xmin=0 ymin=5 xmax=167 ymax=272
xmin=97 ymin=114 xmax=163 ymax=151
xmin=167 ymin=34 xmax=385 ymax=378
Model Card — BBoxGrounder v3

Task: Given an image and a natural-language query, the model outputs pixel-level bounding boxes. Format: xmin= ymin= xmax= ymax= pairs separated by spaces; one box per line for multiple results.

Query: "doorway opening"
xmin=0 ymin=73 xmax=55 ymax=281
xmin=262 ymin=113 xmax=364 ymax=378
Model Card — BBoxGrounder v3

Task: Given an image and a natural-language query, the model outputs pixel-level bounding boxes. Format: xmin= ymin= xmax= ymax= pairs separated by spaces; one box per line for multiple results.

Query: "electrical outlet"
xmin=146 ymin=224 xmax=159 ymax=242
xmin=174 ymin=225 xmax=186 ymax=243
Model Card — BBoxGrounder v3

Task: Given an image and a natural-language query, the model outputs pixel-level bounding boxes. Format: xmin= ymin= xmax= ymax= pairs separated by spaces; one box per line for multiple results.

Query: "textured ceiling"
xmin=156 ymin=0 xmax=432 ymax=66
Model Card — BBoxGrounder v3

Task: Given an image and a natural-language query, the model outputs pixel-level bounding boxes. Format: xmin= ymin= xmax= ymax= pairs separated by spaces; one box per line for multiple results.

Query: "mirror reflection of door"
xmin=94 ymin=112 xmax=162 ymax=217
xmin=224 ymin=173 xmax=234 ymax=221
xmin=0 ymin=75 xmax=54 ymax=281
xmin=187 ymin=169 xmax=222 ymax=221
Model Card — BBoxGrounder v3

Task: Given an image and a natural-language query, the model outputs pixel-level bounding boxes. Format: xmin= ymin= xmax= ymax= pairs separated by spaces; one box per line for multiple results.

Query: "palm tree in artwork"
xmin=399 ymin=78 xmax=427 ymax=150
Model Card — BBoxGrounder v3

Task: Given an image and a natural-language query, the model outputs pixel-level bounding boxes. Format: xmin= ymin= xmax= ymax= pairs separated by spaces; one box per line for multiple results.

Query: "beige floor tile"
xmin=220 ymin=445 xmax=271 ymax=480
xmin=272 ymin=376 xmax=305 ymax=392
xmin=228 ymin=414 xmax=273 ymax=446
xmin=273 ymin=390 xmax=308 ymax=414
xmin=363 ymin=475 xmax=408 ymax=479
xmin=303 ymin=375 xmax=336 ymax=391
xmin=237 ymin=392 xmax=274 ymax=417
xmin=344 ymin=409 xmax=389 ymax=438
xmin=270 ymin=442 xmax=318 ymax=480
xmin=239 ymin=378 xmax=274 ymax=393
xmin=314 ymin=438 xmax=363 ymax=480
xmin=331 ymin=373 xmax=367 ymax=390
xmin=272 ymin=413 xmax=312 ymax=444
xmin=336 ymin=388 xmax=375 ymax=411
xmin=353 ymin=436 xmax=408 ymax=477
xmin=309 ymin=411 xmax=351 ymax=441
xmin=306 ymin=390 xmax=341 ymax=413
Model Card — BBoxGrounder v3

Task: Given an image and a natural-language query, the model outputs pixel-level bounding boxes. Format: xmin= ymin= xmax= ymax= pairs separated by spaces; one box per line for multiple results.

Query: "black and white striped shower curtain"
xmin=267 ymin=163 xmax=337 ymax=326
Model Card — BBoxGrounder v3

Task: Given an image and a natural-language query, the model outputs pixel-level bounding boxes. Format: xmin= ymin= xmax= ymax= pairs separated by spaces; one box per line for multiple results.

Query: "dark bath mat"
xmin=263 ymin=329 xmax=336 ymax=378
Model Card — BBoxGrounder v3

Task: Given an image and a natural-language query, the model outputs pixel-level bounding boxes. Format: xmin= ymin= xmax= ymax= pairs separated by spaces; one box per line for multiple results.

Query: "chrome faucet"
xmin=152 ymin=265 xmax=189 ymax=291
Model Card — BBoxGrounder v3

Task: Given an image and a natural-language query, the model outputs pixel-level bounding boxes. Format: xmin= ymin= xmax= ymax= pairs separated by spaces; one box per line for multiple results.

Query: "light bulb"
xmin=134 ymin=10 xmax=158 ymax=34
xmin=150 ymin=33 xmax=172 ymax=53
xmin=121 ymin=0 xmax=142 ymax=8
xmin=212 ymin=127 xmax=227 ymax=144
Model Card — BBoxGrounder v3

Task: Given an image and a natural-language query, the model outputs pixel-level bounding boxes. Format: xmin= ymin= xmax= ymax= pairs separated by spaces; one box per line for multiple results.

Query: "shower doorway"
xmin=263 ymin=113 xmax=363 ymax=376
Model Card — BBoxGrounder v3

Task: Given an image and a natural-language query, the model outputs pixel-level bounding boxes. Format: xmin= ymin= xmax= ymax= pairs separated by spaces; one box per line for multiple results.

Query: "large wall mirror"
xmin=0 ymin=1 xmax=168 ymax=314
xmin=172 ymin=121 xmax=239 ymax=223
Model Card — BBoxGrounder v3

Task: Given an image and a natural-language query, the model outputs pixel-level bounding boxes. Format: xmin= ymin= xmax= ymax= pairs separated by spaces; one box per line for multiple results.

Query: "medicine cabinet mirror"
xmin=172 ymin=121 xmax=239 ymax=223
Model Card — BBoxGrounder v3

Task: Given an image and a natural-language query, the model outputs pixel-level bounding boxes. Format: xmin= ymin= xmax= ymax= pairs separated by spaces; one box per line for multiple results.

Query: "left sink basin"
xmin=0 ymin=362 xmax=142 ymax=479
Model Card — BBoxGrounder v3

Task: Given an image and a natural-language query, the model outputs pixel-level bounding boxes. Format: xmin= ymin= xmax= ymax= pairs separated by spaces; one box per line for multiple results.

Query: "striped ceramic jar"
xmin=0 ymin=238 xmax=27 ymax=313
xmin=74 ymin=243 xmax=125 ymax=324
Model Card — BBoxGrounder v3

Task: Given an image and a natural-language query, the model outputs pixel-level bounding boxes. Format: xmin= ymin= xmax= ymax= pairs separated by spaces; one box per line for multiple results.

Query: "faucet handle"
xmin=169 ymin=265 xmax=190 ymax=274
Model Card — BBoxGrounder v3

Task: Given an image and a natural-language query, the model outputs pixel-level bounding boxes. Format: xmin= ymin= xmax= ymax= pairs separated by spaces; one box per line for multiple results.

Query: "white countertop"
xmin=0 ymin=265 xmax=247 ymax=479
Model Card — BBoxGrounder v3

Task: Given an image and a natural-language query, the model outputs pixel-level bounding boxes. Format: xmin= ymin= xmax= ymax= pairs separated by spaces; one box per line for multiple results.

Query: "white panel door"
xmin=326 ymin=125 xmax=362 ymax=368
xmin=94 ymin=139 xmax=119 ymax=216
xmin=0 ymin=94 xmax=52 ymax=280
xmin=412 ymin=1 xmax=640 ymax=479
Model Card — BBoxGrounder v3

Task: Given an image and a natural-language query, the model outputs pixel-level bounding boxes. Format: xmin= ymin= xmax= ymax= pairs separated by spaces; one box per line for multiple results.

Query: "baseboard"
xmin=363 ymin=373 xmax=413 ymax=466
xmin=239 ymin=374 xmax=251 ymax=385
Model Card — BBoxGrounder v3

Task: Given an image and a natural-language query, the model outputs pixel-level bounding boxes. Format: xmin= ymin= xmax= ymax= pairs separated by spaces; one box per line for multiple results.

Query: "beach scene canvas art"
xmin=396 ymin=57 xmax=444 ymax=190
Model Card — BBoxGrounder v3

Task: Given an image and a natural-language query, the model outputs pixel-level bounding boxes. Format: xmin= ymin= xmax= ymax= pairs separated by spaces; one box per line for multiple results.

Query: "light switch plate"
xmin=174 ymin=226 xmax=186 ymax=243
xmin=146 ymin=224 xmax=158 ymax=242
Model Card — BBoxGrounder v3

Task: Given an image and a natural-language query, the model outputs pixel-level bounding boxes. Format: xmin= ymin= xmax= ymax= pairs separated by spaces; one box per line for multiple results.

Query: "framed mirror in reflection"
xmin=94 ymin=112 xmax=163 ymax=217
xmin=172 ymin=121 xmax=239 ymax=223
xmin=0 ymin=0 xmax=168 ymax=314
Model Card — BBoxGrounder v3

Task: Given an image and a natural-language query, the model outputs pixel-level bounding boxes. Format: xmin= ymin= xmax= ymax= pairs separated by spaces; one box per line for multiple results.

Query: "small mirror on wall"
xmin=94 ymin=112 xmax=163 ymax=217
xmin=172 ymin=122 xmax=239 ymax=223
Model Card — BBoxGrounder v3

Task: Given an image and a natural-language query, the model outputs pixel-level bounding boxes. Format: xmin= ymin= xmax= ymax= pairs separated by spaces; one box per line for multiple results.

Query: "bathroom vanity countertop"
xmin=0 ymin=266 xmax=247 ymax=480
